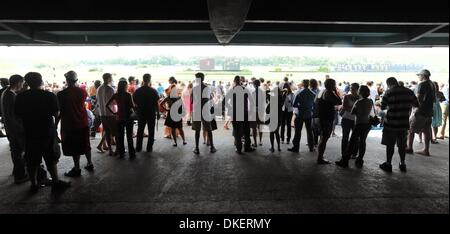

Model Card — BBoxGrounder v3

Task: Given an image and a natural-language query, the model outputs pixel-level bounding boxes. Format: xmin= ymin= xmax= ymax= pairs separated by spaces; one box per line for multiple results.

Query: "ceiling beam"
xmin=0 ymin=23 xmax=56 ymax=43
xmin=246 ymin=20 xmax=449 ymax=26
xmin=388 ymin=24 xmax=449 ymax=45
xmin=409 ymin=24 xmax=449 ymax=41
xmin=0 ymin=19 xmax=447 ymax=26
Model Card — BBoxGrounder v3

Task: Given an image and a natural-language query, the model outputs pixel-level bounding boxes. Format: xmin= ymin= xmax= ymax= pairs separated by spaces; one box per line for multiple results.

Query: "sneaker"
xmin=335 ymin=160 xmax=349 ymax=168
xmin=51 ymin=180 xmax=71 ymax=192
xmin=416 ymin=150 xmax=430 ymax=157
xmin=287 ymin=147 xmax=299 ymax=153
xmin=210 ymin=147 xmax=217 ymax=153
xmin=405 ymin=148 xmax=414 ymax=154
xmin=30 ymin=184 xmax=40 ymax=193
xmin=84 ymin=164 xmax=94 ymax=172
xmin=379 ymin=162 xmax=392 ymax=172
xmin=317 ymin=159 xmax=331 ymax=165
xmin=355 ymin=159 xmax=364 ymax=168
xmin=399 ymin=164 xmax=407 ymax=172
xmin=193 ymin=148 xmax=200 ymax=154
xmin=244 ymin=147 xmax=255 ymax=152
xmin=269 ymin=148 xmax=275 ymax=153
xmin=14 ymin=175 xmax=29 ymax=184
xmin=64 ymin=168 xmax=81 ymax=177
xmin=38 ymin=178 xmax=53 ymax=187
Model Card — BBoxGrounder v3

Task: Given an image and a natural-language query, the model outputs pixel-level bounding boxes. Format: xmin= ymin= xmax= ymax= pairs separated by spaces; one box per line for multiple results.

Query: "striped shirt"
xmin=381 ymin=86 xmax=418 ymax=130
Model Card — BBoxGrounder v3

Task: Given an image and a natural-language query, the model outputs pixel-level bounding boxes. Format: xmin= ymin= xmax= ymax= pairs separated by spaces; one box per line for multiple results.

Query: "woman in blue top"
xmin=431 ymin=81 xmax=445 ymax=144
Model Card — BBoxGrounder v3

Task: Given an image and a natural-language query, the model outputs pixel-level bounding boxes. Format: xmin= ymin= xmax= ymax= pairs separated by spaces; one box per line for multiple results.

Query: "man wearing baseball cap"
xmin=406 ymin=69 xmax=436 ymax=156
xmin=57 ymin=71 xmax=94 ymax=178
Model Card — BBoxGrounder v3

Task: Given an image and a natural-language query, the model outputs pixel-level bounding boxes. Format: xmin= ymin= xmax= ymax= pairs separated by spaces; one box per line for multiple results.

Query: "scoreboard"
xmin=199 ymin=58 xmax=215 ymax=70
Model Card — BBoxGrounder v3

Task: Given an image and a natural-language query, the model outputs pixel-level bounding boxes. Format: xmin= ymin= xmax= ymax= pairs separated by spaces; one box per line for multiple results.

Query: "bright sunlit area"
xmin=0 ymin=46 xmax=449 ymax=87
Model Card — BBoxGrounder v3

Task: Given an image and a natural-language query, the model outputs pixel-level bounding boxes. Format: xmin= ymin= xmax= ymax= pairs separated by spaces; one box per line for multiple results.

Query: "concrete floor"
xmin=0 ymin=122 xmax=448 ymax=214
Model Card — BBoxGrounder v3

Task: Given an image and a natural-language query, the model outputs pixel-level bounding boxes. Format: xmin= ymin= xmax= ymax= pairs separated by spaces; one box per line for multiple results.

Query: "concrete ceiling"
xmin=0 ymin=0 xmax=448 ymax=47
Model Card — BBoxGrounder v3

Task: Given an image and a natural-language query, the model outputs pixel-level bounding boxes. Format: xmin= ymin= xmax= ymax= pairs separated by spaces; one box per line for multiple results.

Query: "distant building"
xmin=332 ymin=63 xmax=424 ymax=72
xmin=199 ymin=58 xmax=215 ymax=70
xmin=223 ymin=59 xmax=241 ymax=71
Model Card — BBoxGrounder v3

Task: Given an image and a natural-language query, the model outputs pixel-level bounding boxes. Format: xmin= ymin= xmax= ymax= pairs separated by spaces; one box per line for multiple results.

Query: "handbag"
xmin=339 ymin=108 xmax=345 ymax=117
xmin=130 ymin=108 xmax=139 ymax=121
xmin=369 ymin=100 xmax=380 ymax=127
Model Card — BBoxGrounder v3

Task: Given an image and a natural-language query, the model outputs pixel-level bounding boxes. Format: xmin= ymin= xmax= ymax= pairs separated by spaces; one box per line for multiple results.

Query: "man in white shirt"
xmin=367 ymin=81 xmax=378 ymax=103
xmin=96 ymin=73 xmax=117 ymax=156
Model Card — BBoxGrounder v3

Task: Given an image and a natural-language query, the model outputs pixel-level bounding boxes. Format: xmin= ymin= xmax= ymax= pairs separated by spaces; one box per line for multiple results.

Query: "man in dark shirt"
xmin=133 ymin=73 xmax=160 ymax=152
xmin=406 ymin=69 xmax=435 ymax=156
xmin=380 ymin=77 xmax=418 ymax=172
xmin=289 ymin=79 xmax=316 ymax=153
xmin=1 ymin=75 xmax=28 ymax=183
xmin=15 ymin=72 xmax=71 ymax=192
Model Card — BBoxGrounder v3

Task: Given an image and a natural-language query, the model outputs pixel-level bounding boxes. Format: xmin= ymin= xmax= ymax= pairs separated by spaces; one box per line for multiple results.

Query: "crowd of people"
xmin=0 ymin=68 xmax=448 ymax=193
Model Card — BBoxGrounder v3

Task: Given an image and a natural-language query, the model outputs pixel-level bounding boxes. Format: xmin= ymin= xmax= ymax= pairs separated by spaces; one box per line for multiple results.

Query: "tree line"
xmin=78 ymin=56 xmax=393 ymax=67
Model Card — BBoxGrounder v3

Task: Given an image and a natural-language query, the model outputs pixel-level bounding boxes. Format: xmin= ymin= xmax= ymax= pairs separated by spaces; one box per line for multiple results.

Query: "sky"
xmin=0 ymin=46 xmax=448 ymax=61
xmin=0 ymin=46 xmax=448 ymax=74
xmin=0 ymin=46 xmax=448 ymax=84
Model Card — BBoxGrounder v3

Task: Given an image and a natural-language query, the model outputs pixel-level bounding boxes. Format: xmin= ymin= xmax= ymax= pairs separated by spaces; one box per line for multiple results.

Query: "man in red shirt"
xmin=127 ymin=76 xmax=137 ymax=95
xmin=57 ymin=71 xmax=94 ymax=177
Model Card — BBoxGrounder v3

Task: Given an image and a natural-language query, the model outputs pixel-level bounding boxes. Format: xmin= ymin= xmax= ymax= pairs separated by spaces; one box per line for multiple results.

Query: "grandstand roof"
xmin=0 ymin=0 xmax=448 ymax=47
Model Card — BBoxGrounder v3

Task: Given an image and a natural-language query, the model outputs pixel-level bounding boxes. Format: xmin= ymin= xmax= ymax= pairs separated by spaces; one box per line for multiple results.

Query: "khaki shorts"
xmin=409 ymin=112 xmax=432 ymax=134
xmin=101 ymin=116 xmax=118 ymax=136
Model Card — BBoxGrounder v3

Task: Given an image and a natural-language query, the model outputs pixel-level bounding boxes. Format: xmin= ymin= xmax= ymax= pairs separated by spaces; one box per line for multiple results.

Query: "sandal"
xmin=96 ymin=146 xmax=105 ymax=153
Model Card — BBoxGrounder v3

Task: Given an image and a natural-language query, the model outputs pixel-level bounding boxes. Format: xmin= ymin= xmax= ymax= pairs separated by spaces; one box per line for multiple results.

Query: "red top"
xmin=57 ymin=86 xmax=89 ymax=130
